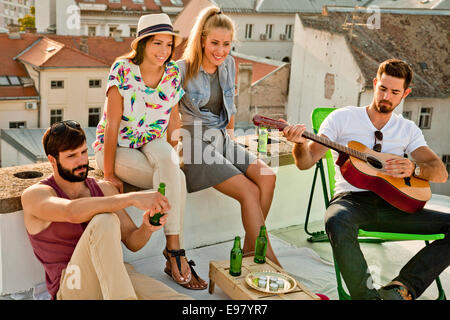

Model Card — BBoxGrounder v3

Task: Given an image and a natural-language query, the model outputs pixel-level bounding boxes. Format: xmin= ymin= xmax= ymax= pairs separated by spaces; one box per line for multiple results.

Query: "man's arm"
xmin=283 ymin=124 xmax=329 ymax=170
xmin=386 ymin=146 xmax=448 ymax=182
xmin=21 ymin=183 xmax=169 ymax=225
xmin=98 ymin=181 xmax=168 ymax=252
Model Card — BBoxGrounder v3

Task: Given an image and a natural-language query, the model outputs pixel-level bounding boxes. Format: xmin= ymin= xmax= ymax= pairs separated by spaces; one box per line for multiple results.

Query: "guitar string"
xmin=256 ymin=117 xmax=368 ymax=161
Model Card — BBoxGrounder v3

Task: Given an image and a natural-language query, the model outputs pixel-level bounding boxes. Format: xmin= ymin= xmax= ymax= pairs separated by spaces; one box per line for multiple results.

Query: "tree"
xmin=18 ymin=6 xmax=35 ymax=31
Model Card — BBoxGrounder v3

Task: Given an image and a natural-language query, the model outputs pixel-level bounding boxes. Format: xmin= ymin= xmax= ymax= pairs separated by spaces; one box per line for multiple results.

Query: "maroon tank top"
xmin=27 ymin=175 xmax=104 ymax=300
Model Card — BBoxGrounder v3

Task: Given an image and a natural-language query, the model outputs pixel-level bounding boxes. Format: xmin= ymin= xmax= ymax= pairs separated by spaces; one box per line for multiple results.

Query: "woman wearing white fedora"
xmin=93 ymin=13 xmax=207 ymax=290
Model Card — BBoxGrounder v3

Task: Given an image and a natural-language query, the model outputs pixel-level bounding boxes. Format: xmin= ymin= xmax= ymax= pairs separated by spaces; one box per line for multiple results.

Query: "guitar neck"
xmin=253 ymin=115 xmax=367 ymax=161
xmin=301 ymin=131 xmax=366 ymax=161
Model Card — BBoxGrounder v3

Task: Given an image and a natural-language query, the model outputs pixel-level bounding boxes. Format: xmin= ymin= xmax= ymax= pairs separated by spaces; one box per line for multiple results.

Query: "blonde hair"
xmin=181 ymin=6 xmax=235 ymax=84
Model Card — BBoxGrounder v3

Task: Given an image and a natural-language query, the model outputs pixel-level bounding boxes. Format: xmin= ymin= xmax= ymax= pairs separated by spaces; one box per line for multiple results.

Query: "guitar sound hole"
xmin=367 ymin=156 xmax=383 ymax=169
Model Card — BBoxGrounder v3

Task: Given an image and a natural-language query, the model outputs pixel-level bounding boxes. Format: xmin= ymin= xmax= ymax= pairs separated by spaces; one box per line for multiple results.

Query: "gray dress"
xmin=181 ymin=70 xmax=257 ymax=193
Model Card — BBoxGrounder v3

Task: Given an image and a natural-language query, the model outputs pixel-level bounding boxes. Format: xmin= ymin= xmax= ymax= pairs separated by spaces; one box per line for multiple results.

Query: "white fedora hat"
xmin=131 ymin=13 xmax=183 ymax=50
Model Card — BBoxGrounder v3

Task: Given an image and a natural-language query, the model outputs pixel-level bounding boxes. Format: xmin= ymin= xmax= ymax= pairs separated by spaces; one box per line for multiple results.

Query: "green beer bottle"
xmin=257 ymin=126 xmax=268 ymax=153
xmin=149 ymin=182 xmax=166 ymax=226
xmin=229 ymin=236 xmax=243 ymax=276
xmin=254 ymin=226 xmax=268 ymax=264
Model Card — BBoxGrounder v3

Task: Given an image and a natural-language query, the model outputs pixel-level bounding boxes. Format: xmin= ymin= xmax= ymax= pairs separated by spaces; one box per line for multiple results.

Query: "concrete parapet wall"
xmin=0 ymin=134 xmax=328 ymax=294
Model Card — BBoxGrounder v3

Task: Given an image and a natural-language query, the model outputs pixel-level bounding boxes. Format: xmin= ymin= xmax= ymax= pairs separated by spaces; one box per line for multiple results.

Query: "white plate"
xmin=245 ymin=271 xmax=297 ymax=294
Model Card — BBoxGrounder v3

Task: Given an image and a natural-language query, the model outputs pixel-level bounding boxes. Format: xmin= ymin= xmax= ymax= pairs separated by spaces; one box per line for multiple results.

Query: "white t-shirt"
xmin=318 ymin=106 xmax=428 ymax=195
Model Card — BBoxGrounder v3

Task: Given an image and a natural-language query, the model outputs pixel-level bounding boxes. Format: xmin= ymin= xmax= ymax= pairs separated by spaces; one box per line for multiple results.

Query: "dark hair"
xmin=42 ymin=121 xmax=86 ymax=158
xmin=377 ymin=59 xmax=414 ymax=90
xmin=117 ymin=35 xmax=175 ymax=65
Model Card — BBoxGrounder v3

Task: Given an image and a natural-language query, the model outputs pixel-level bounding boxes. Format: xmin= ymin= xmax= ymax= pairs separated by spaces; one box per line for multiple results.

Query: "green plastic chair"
xmin=305 ymin=107 xmax=446 ymax=300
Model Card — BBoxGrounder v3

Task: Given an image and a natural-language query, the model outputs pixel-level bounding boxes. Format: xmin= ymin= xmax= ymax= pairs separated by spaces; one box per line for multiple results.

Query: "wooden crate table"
xmin=209 ymin=257 xmax=319 ymax=300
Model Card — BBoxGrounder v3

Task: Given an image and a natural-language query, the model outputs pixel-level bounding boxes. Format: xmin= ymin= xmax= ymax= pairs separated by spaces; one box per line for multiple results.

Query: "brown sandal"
xmin=163 ymin=247 xmax=207 ymax=290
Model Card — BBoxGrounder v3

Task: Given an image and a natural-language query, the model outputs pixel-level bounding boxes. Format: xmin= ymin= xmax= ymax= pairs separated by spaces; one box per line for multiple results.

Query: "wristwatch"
xmin=413 ymin=162 xmax=421 ymax=177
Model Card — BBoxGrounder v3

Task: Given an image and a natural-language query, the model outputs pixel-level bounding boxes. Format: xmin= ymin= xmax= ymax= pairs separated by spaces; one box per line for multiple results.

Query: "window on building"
xmin=108 ymin=0 xmax=120 ymax=3
xmin=0 ymin=76 xmax=21 ymax=86
xmin=89 ymin=107 xmax=101 ymax=127
xmin=130 ymin=26 xmax=137 ymax=37
xmin=442 ymin=155 xmax=450 ymax=179
xmin=50 ymin=109 xmax=63 ymax=125
xmin=88 ymin=26 xmax=96 ymax=36
xmin=265 ymin=24 xmax=273 ymax=39
xmin=9 ymin=121 xmax=26 ymax=129
xmin=89 ymin=79 xmax=101 ymax=88
xmin=0 ymin=76 xmax=10 ymax=85
xmin=418 ymin=107 xmax=432 ymax=129
xmin=245 ymin=24 xmax=253 ymax=39
xmin=9 ymin=76 xmax=21 ymax=85
xmin=51 ymin=80 xmax=64 ymax=89
xmin=109 ymin=26 xmax=117 ymax=37
xmin=402 ymin=111 xmax=412 ymax=120
xmin=285 ymin=24 xmax=293 ymax=39
xmin=133 ymin=0 xmax=144 ymax=3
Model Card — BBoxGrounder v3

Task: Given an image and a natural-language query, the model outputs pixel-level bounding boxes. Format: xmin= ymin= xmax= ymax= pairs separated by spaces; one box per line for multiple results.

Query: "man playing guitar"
xmin=283 ymin=59 xmax=449 ymax=300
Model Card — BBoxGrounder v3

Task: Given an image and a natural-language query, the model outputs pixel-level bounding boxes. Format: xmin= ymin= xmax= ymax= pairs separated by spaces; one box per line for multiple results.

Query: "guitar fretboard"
xmin=301 ymin=131 xmax=367 ymax=161
xmin=253 ymin=115 xmax=368 ymax=161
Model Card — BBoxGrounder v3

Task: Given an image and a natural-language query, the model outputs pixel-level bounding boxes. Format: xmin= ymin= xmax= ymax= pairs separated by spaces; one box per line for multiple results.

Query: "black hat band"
xmin=138 ymin=24 xmax=173 ymax=37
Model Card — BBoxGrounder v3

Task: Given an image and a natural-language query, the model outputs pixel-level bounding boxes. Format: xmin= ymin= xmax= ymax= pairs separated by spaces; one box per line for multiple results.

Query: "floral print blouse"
xmin=93 ymin=58 xmax=184 ymax=151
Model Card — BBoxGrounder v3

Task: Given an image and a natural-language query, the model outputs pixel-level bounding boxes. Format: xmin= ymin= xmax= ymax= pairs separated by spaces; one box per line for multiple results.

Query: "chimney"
xmin=7 ymin=24 xmax=21 ymax=39
xmin=80 ymin=36 xmax=89 ymax=54
xmin=114 ymin=29 xmax=123 ymax=42
xmin=236 ymin=63 xmax=253 ymax=123
xmin=25 ymin=27 xmax=37 ymax=33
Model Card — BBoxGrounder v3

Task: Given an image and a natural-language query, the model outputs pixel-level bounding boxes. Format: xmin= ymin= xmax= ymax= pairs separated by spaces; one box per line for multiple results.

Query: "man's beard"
xmin=375 ymin=100 xmax=394 ymax=114
xmin=56 ymin=160 xmax=89 ymax=182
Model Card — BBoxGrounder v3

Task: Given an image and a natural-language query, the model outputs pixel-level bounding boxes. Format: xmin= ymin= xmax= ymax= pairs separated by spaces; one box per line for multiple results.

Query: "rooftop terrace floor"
xmin=2 ymin=219 xmax=449 ymax=301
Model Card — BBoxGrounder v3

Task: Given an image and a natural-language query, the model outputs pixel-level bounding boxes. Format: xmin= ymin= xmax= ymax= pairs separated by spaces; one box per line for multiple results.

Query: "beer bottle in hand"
xmin=229 ymin=236 xmax=243 ymax=276
xmin=254 ymin=226 xmax=268 ymax=264
xmin=149 ymin=182 xmax=166 ymax=226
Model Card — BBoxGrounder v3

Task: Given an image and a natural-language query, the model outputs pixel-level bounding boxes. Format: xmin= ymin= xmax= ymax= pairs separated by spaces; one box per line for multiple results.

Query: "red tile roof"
xmin=233 ymin=56 xmax=279 ymax=85
xmin=46 ymin=35 xmax=134 ymax=66
xmin=0 ymin=32 xmax=279 ymax=99
xmin=75 ymin=0 xmax=191 ymax=11
xmin=76 ymin=0 xmax=160 ymax=11
xmin=15 ymin=37 xmax=63 ymax=67
xmin=16 ymin=37 xmax=109 ymax=68
xmin=0 ymin=34 xmax=39 ymax=77
xmin=0 ymin=86 xmax=38 ymax=99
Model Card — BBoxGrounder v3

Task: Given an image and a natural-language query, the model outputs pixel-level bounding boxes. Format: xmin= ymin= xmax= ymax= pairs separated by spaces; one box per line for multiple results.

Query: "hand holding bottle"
xmin=142 ymin=209 xmax=168 ymax=232
xmin=149 ymin=183 xmax=167 ymax=226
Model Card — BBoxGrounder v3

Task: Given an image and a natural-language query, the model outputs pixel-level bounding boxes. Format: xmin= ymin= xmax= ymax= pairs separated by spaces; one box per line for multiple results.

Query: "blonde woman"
xmin=178 ymin=7 xmax=280 ymax=266
xmin=93 ymin=14 xmax=207 ymax=290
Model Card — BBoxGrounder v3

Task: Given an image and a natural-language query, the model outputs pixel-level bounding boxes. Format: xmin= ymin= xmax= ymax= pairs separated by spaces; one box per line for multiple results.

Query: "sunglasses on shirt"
xmin=373 ymin=130 xmax=383 ymax=152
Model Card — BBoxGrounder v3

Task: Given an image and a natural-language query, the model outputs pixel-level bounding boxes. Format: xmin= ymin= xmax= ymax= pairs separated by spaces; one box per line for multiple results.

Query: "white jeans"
xmin=95 ymin=138 xmax=186 ymax=236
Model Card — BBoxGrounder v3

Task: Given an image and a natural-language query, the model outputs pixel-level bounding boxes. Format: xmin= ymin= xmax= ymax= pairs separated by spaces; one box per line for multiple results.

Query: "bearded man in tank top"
xmin=21 ymin=120 xmax=192 ymax=300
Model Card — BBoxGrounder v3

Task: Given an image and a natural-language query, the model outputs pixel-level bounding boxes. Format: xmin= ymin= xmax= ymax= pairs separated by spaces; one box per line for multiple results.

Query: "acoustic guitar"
xmin=252 ymin=114 xmax=431 ymax=213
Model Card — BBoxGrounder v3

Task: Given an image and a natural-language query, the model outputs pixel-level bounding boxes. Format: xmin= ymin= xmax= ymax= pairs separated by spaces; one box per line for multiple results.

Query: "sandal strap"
xmin=167 ymin=248 xmax=186 ymax=257
xmin=165 ymin=248 xmax=186 ymax=276
xmin=187 ymin=260 xmax=201 ymax=281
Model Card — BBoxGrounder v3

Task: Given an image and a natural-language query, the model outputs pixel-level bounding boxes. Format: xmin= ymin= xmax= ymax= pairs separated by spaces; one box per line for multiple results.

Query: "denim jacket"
xmin=177 ymin=55 xmax=237 ymax=130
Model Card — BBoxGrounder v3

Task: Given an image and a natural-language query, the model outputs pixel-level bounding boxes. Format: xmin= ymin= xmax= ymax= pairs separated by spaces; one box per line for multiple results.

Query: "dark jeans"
xmin=325 ymin=191 xmax=450 ymax=300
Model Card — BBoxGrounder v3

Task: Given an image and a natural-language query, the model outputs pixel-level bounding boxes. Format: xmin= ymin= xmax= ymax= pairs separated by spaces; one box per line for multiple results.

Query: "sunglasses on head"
xmin=50 ymin=120 xmax=81 ymax=135
xmin=373 ymin=130 xmax=383 ymax=152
